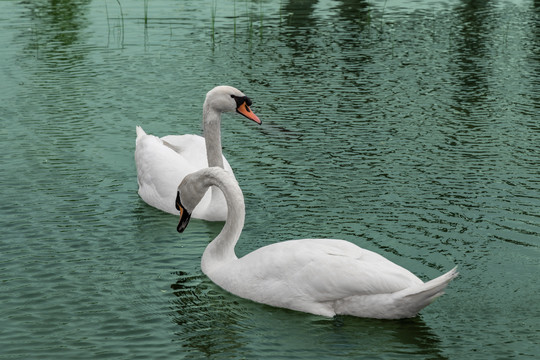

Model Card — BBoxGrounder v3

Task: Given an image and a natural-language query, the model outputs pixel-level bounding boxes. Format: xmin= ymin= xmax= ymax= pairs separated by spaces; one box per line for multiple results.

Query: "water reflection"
xmin=3 ymin=0 xmax=538 ymax=358
xmin=391 ymin=317 xmax=447 ymax=359
xmin=529 ymin=0 xmax=540 ymax=119
xmin=450 ymin=1 xmax=494 ymax=109
xmin=16 ymin=0 xmax=96 ymax=134
xmin=170 ymin=271 xmax=250 ymax=358
xmin=21 ymin=0 xmax=90 ymax=61
xmin=332 ymin=0 xmax=372 ymax=30
xmin=280 ymin=0 xmax=373 ymax=73
xmin=280 ymin=0 xmax=321 ymax=77
xmin=170 ymin=267 xmax=448 ymax=359
xmin=282 ymin=0 xmax=319 ymax=29
xmin=332 ymin=315 xmax=448 ymax=359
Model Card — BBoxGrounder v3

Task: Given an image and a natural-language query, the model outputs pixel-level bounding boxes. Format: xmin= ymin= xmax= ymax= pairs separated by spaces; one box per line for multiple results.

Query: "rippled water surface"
xmin=1 ymin=0 xmax=538 ymax=358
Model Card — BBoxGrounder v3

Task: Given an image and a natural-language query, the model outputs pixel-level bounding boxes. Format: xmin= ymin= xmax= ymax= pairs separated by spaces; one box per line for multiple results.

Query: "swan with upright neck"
xmin=135 ymin=86 xmax=260 ymax=221
xmin=175 ymin=167 xmax=458 ymax=319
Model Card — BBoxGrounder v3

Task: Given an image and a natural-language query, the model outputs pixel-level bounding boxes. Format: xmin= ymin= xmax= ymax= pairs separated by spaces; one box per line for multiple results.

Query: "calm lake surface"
xmin=1 ymin=0 xmax=538 ymax=358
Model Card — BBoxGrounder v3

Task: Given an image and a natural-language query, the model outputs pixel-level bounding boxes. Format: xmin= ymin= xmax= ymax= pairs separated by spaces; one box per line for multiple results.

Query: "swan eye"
xmin=231 ymin=94 xmax=252 ymax=108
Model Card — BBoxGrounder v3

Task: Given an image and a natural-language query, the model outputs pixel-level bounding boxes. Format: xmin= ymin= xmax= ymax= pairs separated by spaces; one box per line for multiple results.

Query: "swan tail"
xmin=396 ymin=266 xmax=458 ymax=317
xmin=136 ymin=126 xmax=147 ymax=140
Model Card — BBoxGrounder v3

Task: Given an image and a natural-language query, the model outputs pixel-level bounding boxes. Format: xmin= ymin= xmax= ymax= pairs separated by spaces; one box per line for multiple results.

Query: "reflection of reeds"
xmin=503 ymin=20 xmax=509 ymax=47
xmin=259 ymin=2 xmax=263 ymax=42
xmin=210 ymin=0 xmax=269 ymax=45
xmin=246 ymin=0 xmax=253 ymax=43
xmin=115 ymin=0 xmax=125 ymax=47
xmin=30 ymin=26 xmax=40 ymax=59
xmin=105 ymin=1 xmax=110 ymax=47
xmin=279 ymin=0 xmax=283 ymax=25
xmin=144 ymin=0 xmax=149 ymax=26
xmin=211 ymin=0 xmax=217 ymax=44
xmin=380 ymin=0 xmax=387 ymax=33
xmin=233 ymin=0 xmax=237 ymax=39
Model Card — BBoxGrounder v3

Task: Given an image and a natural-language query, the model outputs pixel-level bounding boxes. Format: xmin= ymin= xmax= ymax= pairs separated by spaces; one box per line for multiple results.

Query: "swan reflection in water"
xmin=170 ymin=270 xmax=448 ymax=359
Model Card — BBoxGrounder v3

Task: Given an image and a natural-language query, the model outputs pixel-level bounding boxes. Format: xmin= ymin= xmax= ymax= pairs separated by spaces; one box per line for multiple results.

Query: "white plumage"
xmin=135 ymin=86 xmax=260 ymax=221
xmin=176 ymin=167 xmax=458 ymax=319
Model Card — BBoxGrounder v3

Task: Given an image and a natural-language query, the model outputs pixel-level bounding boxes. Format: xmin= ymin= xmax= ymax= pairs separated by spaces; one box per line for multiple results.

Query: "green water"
xmin=1 ymin=0 xmax=538 ymax=358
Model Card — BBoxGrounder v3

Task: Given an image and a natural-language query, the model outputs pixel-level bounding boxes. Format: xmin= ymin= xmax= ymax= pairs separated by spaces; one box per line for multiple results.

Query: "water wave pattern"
xmin=0 ymin=0 xmax=538 ymax=359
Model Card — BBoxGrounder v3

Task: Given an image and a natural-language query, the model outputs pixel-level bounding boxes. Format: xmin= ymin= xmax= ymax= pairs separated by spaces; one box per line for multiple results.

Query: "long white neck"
xmin=202 ymin=104 xmax=224 ymax=169
xmin=200 ymin=169 xmax=245 ymax=275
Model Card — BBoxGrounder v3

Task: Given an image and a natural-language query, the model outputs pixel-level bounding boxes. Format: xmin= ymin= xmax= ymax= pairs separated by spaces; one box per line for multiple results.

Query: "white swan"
xmin=175 ymin=167 xmax=458 ymax=319
xmin=135 ymin=85 xmax=260 ymax=221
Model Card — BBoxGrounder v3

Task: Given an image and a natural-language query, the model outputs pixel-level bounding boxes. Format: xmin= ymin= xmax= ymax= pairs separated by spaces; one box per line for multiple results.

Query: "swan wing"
xmin=296 ymin=239 xmax=423 ymax=298
xmin=160 ymin=134 xmax=235 ymax=174
xmin=219 ymin=239 xmax=422 ymax=308
xmin=135 ymin=130 xmax=234 ymax=217
xmin=135 ymin=133 xmax=200 ymax=214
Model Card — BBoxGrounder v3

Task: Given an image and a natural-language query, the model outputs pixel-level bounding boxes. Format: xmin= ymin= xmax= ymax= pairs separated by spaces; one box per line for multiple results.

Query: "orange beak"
xmin=236 ymin=102 xmax=261 ymax=124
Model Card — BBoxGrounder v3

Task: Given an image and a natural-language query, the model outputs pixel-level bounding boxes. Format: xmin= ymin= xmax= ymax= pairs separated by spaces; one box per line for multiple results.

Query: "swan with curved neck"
xmin=135 ymin=86 xmax=260 ymax=221
xmin=175 ymin=167 xmax=458 ymax=319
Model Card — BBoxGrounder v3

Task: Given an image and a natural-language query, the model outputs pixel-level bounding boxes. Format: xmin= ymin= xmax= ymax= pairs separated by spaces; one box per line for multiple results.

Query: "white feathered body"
xmin=134 ymin=86 xmax=260 ymax=221
xmin=177 ymin=164 xmax=458 ymax=320
xmin=204 ymin=237 xmax=457 ymax=319
xmin=135 ymin=126 xmax=233 ymax=220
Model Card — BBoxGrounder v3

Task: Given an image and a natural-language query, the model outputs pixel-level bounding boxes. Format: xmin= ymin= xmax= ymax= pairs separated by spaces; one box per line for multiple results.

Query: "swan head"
xmin=205 ymin=86 xmax=261 ymax=124
xmin=175 ymin=174 xmax=207 ymax=233
xmin=175 ymin=168 xmax=216 ymax=233
xmin=175 ymin=167 xmax=240 ymax=233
